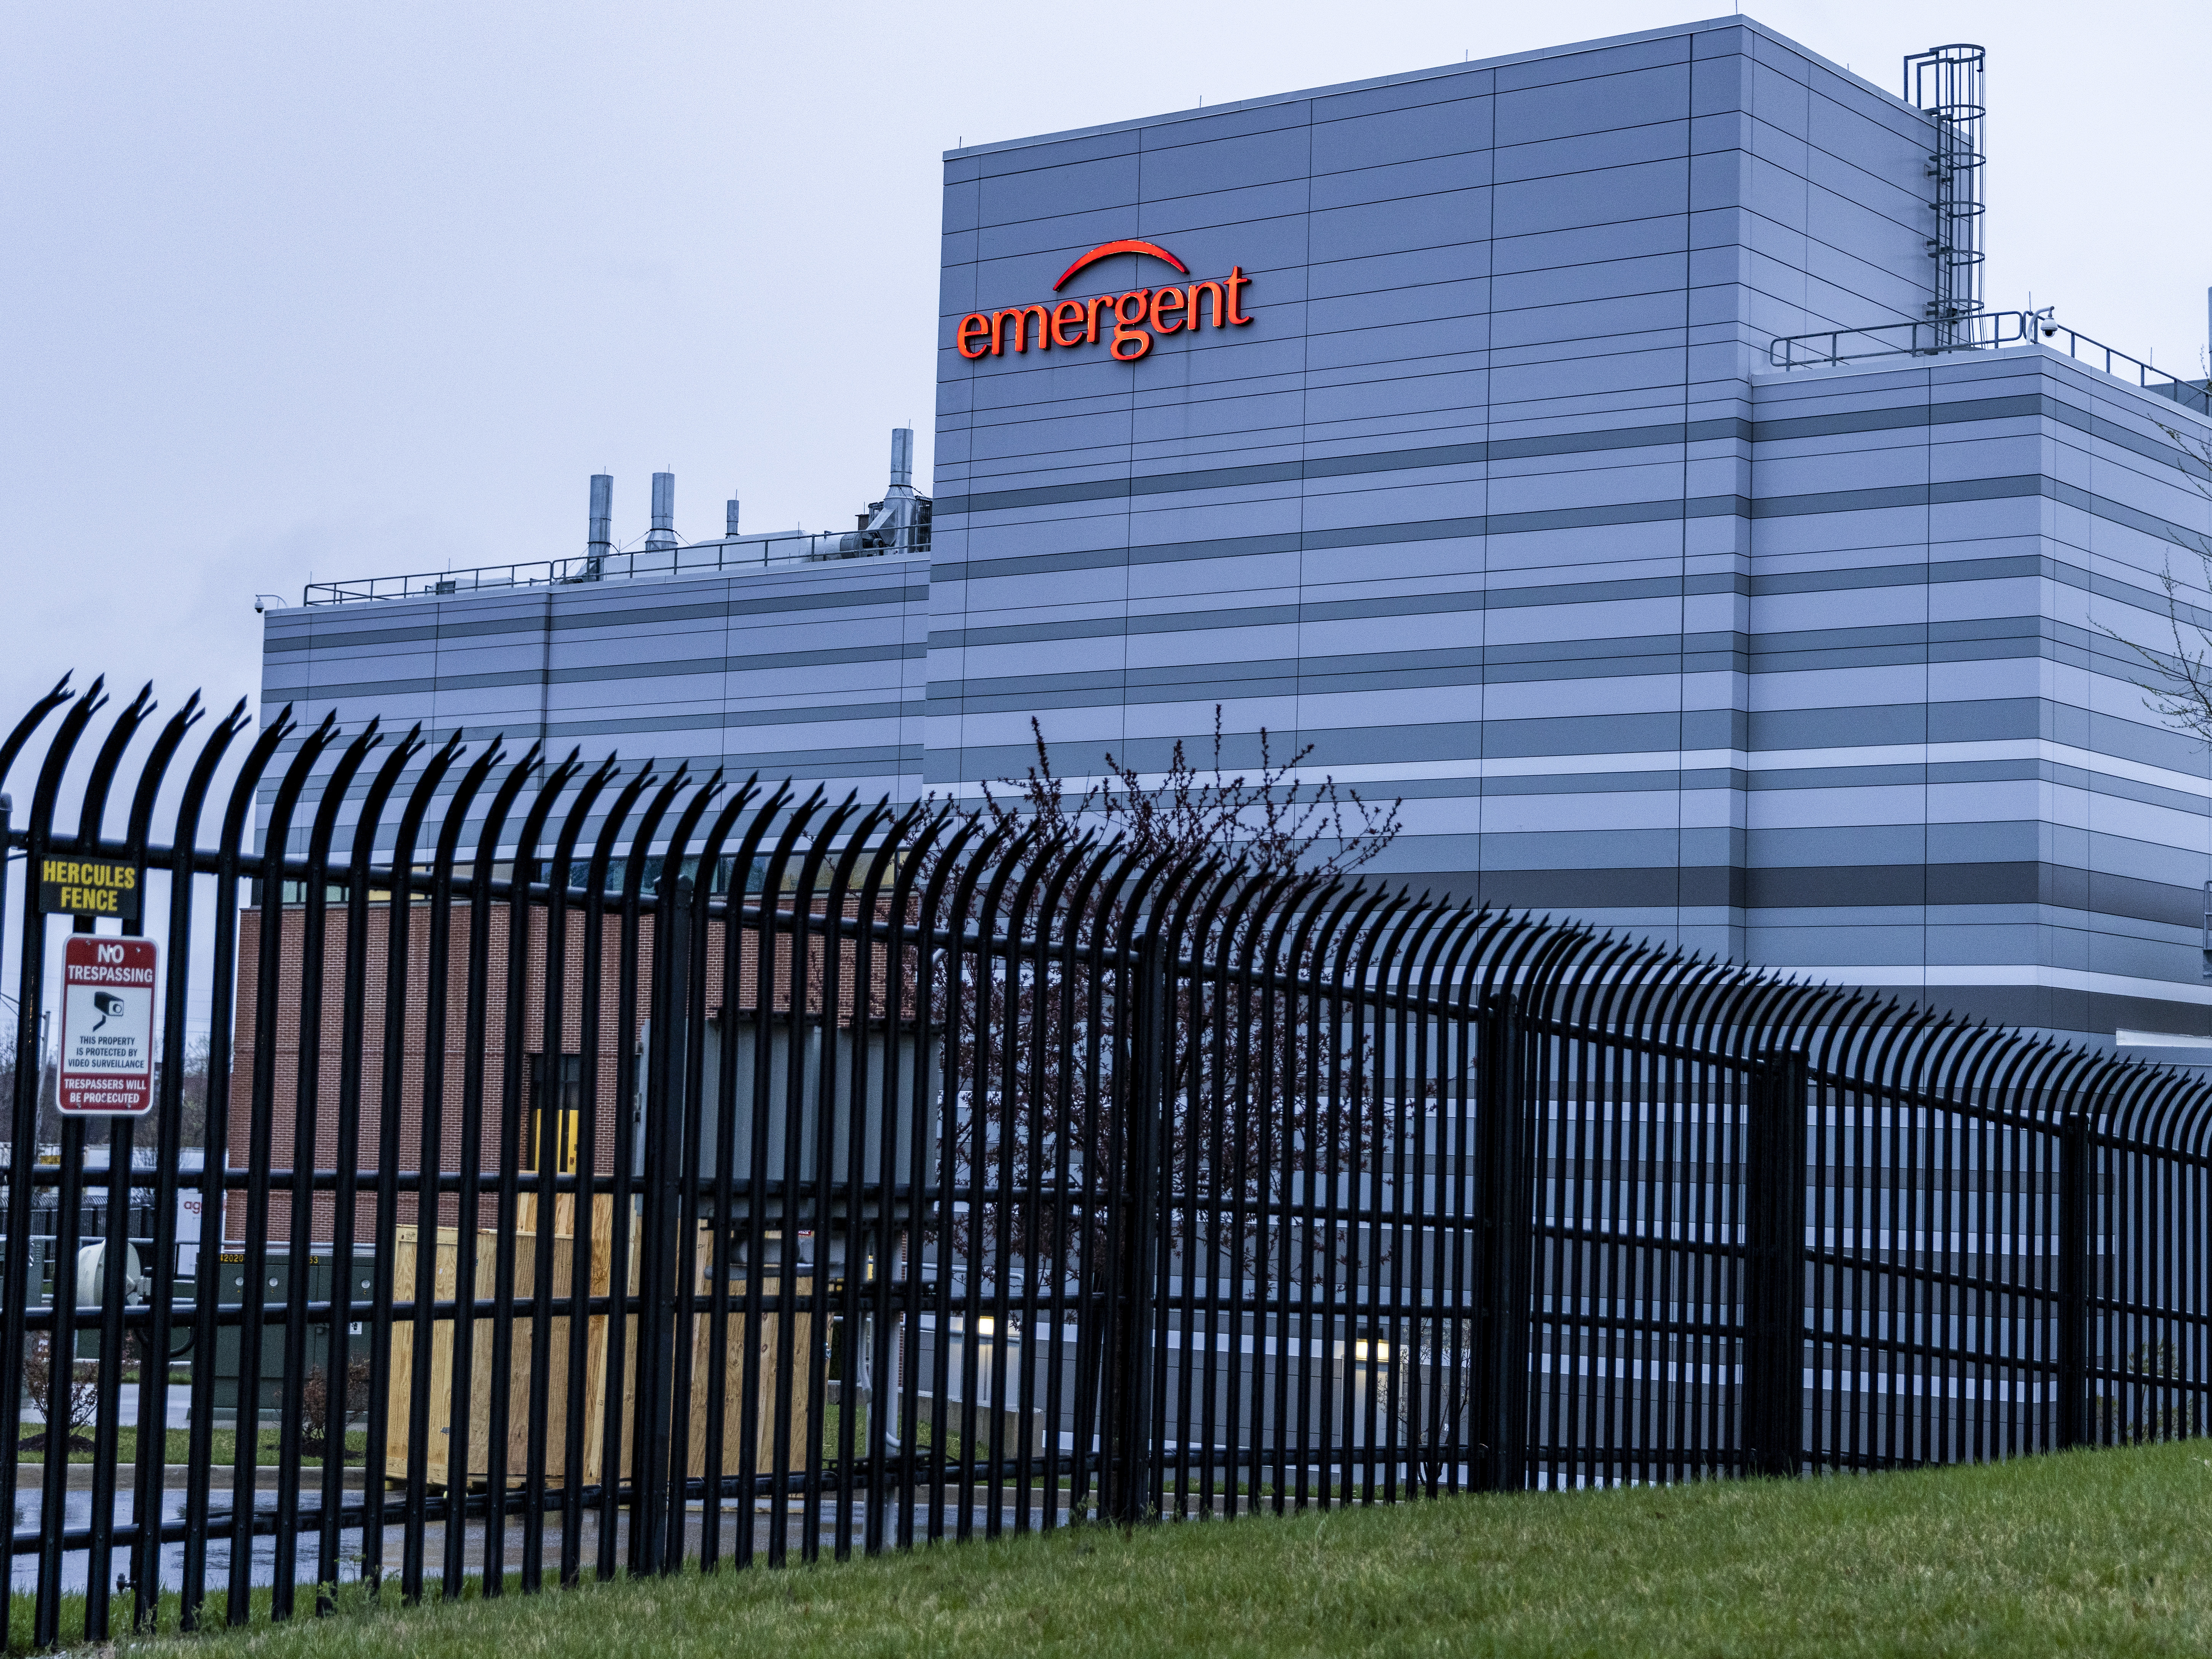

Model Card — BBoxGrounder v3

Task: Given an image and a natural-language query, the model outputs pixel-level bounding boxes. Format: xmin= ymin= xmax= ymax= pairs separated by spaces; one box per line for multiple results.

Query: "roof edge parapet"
xmin=943 ymin=14 xmax=1924 ymax=162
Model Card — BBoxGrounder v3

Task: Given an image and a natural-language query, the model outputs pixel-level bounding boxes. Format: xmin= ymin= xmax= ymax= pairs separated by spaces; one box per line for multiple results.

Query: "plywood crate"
xmin=684 ymin=1252 xmax=814 ymax=1480
xmin=385 ymin=1195 xmax=635 ymax=1490
xmin=385 ymin=1204 xmax=815 ymax=1490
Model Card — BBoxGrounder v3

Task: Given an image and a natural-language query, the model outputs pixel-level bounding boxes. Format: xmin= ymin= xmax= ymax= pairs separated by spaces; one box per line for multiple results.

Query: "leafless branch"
xmin=2098 ymin=422 xmax=2212 ymax=743
xmin=908 ymin=708 xmax=1410 ymax=1281
xmin=977 ymin=707 xmax=1402 ymax=881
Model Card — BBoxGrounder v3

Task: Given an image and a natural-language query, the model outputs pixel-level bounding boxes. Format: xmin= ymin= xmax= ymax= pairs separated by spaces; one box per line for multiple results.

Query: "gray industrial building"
xmin=261 ymin=14 xmax=2212 ymax=1047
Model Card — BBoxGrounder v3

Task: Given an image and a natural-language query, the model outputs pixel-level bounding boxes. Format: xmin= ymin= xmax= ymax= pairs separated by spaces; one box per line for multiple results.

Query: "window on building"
xmin=526 ymin=1053 xmax=583 ymax=1175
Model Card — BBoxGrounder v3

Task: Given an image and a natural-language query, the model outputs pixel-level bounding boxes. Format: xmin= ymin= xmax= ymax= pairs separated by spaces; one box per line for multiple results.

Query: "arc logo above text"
xmin=958 ymin=240 xmax=1252 ymax=364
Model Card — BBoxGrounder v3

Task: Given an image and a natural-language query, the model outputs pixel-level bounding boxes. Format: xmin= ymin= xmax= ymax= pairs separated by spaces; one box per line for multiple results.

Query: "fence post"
xmin=2057 ymin=1110 xmax=2090 ymax=1450
xmin=1743 ymin=1048 xmax=1808 ymax=1477
xmin=633 ymin=874 xmax=692 ymax=1570
xmin=1470 ymin=993 xmax=1531 ymax=1493
xmin=1103 ymin=929 xmax=1167 ymax=1525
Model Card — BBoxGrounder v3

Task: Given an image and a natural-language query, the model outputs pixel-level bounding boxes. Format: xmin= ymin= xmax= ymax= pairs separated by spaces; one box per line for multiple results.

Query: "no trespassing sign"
xmin=57 ymin=936 xmax=157 ymax=1117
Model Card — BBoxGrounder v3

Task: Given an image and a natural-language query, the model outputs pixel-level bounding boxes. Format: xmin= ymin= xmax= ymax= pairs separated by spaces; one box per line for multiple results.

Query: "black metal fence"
xmin=6 ymin=674 xmax=2212 ymax=1644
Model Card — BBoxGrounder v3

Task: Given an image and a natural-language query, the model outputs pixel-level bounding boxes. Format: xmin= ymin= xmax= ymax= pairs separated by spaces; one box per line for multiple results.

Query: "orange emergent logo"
xmin=957 ymin=239 xmax=1252 ymax=363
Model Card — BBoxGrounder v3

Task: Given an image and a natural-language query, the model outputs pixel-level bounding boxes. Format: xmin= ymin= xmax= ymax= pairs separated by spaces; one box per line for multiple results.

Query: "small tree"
xmin=976 ymin=707 xmax=1403 ymax=882
xmin=20 ymin=1334 xmax=100 ymax=1458
xmin=923 ymin=708 xmax=1406 ymax=1289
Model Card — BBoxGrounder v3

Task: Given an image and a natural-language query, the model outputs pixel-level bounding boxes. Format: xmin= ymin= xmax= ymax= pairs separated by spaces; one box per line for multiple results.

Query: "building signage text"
xmin=958 ymin=239 xmax=1253 ymax=364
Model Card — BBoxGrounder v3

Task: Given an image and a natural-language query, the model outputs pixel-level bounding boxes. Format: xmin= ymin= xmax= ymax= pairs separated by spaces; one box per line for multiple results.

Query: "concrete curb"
xmin=23 ymin=1464 xmax=372 ymax=1491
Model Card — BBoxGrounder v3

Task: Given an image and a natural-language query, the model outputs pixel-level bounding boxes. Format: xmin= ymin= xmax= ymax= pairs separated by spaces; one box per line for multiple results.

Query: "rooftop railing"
xmin=1770 ymin=309 xmax=2212 ymax=417
xmin=301 ymin=524 xmax=926 ymax=607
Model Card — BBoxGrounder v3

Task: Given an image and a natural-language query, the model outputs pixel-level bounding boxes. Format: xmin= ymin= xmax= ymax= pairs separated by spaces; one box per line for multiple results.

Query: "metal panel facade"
xmin=931 ymin=19 xmax=1934 ymax=928
xmin=259 ymin=16 xmax=2212 ymax=1040
xmin=1743 ymin=350 xmax=2212 ymax=1038
xmin=262 ymin=554 xmax=930 ymax=853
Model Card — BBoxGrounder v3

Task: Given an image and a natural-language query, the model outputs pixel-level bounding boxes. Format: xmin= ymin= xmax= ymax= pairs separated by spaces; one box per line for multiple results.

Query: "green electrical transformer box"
xmin=205 ymin=1248 xmax=378 ymax=1414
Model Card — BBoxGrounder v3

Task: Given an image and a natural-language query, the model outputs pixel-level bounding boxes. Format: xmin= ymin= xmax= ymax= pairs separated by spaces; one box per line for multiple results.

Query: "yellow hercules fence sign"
xmin=39 ymin=855 xmax=140 ymax=920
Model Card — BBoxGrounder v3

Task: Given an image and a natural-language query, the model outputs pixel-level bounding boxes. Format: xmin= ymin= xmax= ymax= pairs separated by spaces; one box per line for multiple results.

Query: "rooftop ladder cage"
xmin=1906 ymin=44 xmax=1987 ymax=348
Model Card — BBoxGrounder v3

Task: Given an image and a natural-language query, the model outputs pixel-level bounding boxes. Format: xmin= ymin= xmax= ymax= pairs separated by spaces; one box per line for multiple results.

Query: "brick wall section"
xmin=225 ymin=893 xmax=894 ymax=1243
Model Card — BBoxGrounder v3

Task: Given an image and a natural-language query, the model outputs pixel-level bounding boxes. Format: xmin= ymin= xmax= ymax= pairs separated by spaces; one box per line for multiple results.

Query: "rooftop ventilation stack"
xmin=726 ymin=497 xmax=742 ymax=539
xmin=645 ymin=471 xmax=678 ymax=552
xmin=829 ymin=428 xmax=929 ymax=558
xmin=584 ymin=474 xmax=613 ymax=579
xmin=879 ymin=427 xmax=921 ymax=553
xmin=888 ymin=426 xmax=914 ymax=493
xmin=1904 ymin=44 xmax=1987 ymax=350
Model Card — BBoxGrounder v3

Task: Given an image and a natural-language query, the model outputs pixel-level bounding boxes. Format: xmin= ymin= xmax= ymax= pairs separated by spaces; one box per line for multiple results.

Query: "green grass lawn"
xmin=61 ymin=1439 xmax=2212 ymax=1657
xmin=17 ymin=1428 xmax=368 ymax=1468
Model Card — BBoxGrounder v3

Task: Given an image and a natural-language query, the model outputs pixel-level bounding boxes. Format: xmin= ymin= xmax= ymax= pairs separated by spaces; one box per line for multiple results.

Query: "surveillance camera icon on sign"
xmin=90 ymin=992 xmax=125 ymax=1031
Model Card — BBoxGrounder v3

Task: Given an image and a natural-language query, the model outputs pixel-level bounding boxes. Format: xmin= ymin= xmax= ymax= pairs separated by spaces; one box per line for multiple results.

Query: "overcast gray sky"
xmin=2 ymin=0 xmax=2208 ymax=730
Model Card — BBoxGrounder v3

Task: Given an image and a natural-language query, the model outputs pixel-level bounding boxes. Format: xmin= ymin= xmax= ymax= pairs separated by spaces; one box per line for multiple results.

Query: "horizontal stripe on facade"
xmin=932 ymin=466 xmax=2207 ymax=589
xmin=928 ymin=653 xmax=1727 ymax=714
xmin=544 ymin=702 xmax=923 ymax=740
xmin=924 ymin=551 xmax=2202 ymax=654
xmin=934 ymin=496 xmax=1754 ymax=585
xmin=265 ymin=580 xmax=929 ymax=656
xmin=255 ymin=742 xmax=2212 ymax=833
xmin=1328 ymin=756 xmax=2212 ymax=820
xmin=1755 ymin=381 xmax=2211 ymax=482
xmin=933 ymin=388 xmax=2193 ymax=520
xmin=927 ymin=568 xmax=1732 ymax=650
xmin=263 ymin=691 xmax=2186 ymax=788
xmin=924 ymin=618 xmax=2153 ymax=714
xmin=282 ymin=642 xmax=927 ymax=705
xmin=928 ymin=699 xmax=2100 ymax=779
xmin=262 ymin=740 xmax=926 ymax=818
xmin=934 ymin=417 xmax=1750 ymax=516
xmin=254 ymin=705 xmax=915 ymax=773
xmin=1749 ymin=861 xmax=2209 ymax=928
xmin=933 ymin=619 xmax=2088 ymax=681
xmin=1358 ymin=860 xmax=2208 ymax=925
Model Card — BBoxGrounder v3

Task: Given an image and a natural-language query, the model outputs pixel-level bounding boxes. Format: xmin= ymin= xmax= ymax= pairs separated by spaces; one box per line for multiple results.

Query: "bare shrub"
xmin=20 ymin=1334 xmax=100 ymax=1457
xmin=298 ymin=1355 xmax=373 ymax=1460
